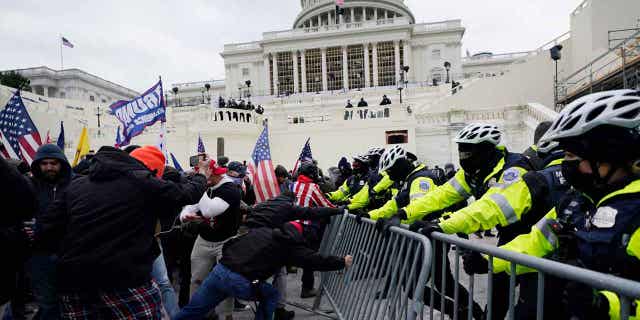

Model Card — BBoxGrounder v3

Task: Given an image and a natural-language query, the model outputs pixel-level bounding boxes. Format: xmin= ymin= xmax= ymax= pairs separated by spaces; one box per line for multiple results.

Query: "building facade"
xmin=4 ymin=66 xmax=139 ymax=104
xmin=221 ymin=0 xmax=465 ymax=98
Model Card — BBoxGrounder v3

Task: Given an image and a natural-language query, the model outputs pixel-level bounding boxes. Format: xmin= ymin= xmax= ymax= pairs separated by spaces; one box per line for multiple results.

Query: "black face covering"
xmin=561 ymin=159 xmax=626 ymax=202
xmin=458 ymin=143 xmax=498 ymax=177
xmin=387 ymin=158 xmax=413 ymax=182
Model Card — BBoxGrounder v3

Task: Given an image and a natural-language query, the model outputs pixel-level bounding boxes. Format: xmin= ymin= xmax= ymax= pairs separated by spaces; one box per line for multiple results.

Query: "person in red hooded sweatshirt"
xmin=291 ymin=161 xmax=335 ymax=298
xmin=36 ymin=145 xmax=207 ymax=320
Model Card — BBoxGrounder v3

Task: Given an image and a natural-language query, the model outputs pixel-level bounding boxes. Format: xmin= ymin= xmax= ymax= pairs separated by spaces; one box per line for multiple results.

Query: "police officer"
xmin=380 ymin=123 xmax=533 ymax=319
xmin=327 ymin=155 xmax=369 ymax=204
xmin=347 ymin=147 xmax=395 ymax=211
xmin=411 ymin=130 xmax=569 ymax=319
xmin=489 ymin=90 xmax=640 ymax=319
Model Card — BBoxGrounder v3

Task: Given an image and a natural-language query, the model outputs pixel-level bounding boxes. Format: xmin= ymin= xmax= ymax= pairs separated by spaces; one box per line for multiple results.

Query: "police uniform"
xmin=493 ymin=180 xmax=640 ymax=320
xmin=327 ymin=171 xmax=368 ymax=203
xmin=347 ymin=171 xmax=394 ymax=211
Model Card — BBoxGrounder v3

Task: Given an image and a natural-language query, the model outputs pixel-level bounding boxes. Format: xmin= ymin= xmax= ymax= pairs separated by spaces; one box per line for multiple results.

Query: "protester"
xmin=174 ymin=222 xmax=353 ymax=320
xmin=275 ymin=165 xmax=293 ymax=193
xmin=380 ymin=95 xmax=391 ymax=105
xmin=0 ymin=157 xmax=36 ymax=315
xmin=34 ymin=145 xmax=207 ymax=319
xmin=335 ymin=157 xmax=352 ymax=188
xmin=182 ymin=159 xmax=242 ymax=320
xmin=357 ymin=98 xmax=368 ymax=107
xmin=345 ymin=100 xmax=353 ymax=108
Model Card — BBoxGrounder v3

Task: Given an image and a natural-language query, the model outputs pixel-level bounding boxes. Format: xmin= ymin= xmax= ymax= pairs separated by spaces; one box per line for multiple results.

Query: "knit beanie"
xmin=130 ymin=145 xmax=166 ymax=178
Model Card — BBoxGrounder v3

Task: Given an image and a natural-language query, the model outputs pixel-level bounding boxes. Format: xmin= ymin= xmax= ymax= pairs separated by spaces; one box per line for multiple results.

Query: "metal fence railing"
xmin=427 ymin=232 xmax=640 ymax=320
xmin=305 ymin=214 xmax=433 ymax=320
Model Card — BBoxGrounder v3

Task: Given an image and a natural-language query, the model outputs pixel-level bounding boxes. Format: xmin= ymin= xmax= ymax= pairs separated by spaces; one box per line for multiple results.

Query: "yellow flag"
xmin=72 ymin=127 xmax=90 ymax=166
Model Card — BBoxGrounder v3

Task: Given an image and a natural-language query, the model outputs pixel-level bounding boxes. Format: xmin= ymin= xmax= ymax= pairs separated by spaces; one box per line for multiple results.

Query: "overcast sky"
xmin=0 ymin=0 xmax=582 ymax=92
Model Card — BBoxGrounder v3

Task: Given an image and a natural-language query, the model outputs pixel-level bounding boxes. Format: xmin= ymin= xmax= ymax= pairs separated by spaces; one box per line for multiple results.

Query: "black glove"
xmin=409 ymin=221 xmax=428 ymax=233
xmin=564 ymin=281 xmax=610 ymax=320
xmin=354 ymin=210 xmax=370 ymax=224
xmin=417 ymin=221 xmax=443 ymax=238
xmin=462 ymin=251 xmax=488 ymax=274
xmin=375 ymin=215 xmax=401 ymax=236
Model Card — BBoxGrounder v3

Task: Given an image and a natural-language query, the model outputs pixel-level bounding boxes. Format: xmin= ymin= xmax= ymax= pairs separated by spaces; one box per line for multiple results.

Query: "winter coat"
xmin=0 ymin=157 xmax=36 ymax=303
xmin=220 ymin=225 xmax=345 ymax=281
xmin=245 ymin=192 xmax=342 ymax=229
xmin=36 ymin=147 xmax=207 ymax=292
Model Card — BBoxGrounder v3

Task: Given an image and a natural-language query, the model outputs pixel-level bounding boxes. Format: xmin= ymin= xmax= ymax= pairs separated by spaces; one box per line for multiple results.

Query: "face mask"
xmin=459 ymin=153 xmax=485 ymax=175
xmin=229 ymin=176 xmax=244 ymax=186
xmin=561 ymin=159 xmax=614 ymax=201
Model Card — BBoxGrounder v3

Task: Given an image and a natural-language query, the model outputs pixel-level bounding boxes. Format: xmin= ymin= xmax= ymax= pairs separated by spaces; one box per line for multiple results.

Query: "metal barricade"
xmin=426 ymin=232 xmax=640 ymax=320
xmin=308 ymin=214 xmax=433 ymax=320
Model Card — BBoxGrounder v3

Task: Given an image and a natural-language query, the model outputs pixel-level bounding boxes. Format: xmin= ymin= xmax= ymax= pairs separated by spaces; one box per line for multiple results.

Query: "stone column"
xmin=272 ymin=52 xmax=279 ymax=95
xmin=317 ymin=15 xmax=321 ymax=26
xmin=293 ymin=51 xmax=299 ymax=94
xmin=351 ymin=8 xmax=355 ymax=22
xmin=372 ymin=42 xmax=379 ymax=86
xmin=403 ymin=41 xmax=412 ymax=82
xmin=321 ymin=48 xmax=328 ymax=92
xmin=384 ymin=10 xmax=388 ymax=19
xmin=394 ymin=40 xmax=401 ymax=85
xmin=374 ymin=8 xmax=378 ymax=21
xmin=342 ymin=46 xmax=349 ymax=90
xmin=329 ymin=10 xmax=334 ymax=25
xmin=301 ymin=51 xmax=307 ymax=93
xmin=364 ymin=43 xmax=371 ymax=87
xmin=264 ymin=54 xmax=271 ymax=95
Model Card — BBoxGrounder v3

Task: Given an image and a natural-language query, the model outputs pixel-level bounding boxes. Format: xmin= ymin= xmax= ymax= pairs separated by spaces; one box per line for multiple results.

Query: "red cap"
xmin=289 ymin=221 xmax=304 ymax=235
xmin=130 ymin=146 xmax=166 ymax=178
xmin=208 ymin=159 xmax=228 ymax=175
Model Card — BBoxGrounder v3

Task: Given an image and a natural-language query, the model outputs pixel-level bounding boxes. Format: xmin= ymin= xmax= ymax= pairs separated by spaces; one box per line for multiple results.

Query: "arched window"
xmin=430 ymin=67 xmax=444 ymax=84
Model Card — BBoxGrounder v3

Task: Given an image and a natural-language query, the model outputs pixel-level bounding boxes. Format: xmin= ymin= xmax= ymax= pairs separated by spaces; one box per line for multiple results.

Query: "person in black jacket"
xmin=0 ymin=157 xmax=36 ymax=313
xmin=27 ymin=144 xmax=74 ymax=320
xmin=175 ymin=222 xmax=352 ymax=320
xmin=36 ymin=145 xmax=207 ymax=319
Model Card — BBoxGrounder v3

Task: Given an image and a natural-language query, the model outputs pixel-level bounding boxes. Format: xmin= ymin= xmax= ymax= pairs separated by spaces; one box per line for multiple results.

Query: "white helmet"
xmin=379 ymin=145 xmax=406 ymax=172
xmin=536 ymin=140 xmax=559 ymax=154
xmin=366 ymin=147 xmax=385 ymax=157
xmin=454 ymin=123 xmax=502 ymax=145
xmin=540 ymin=90 xmax=640 ymax=143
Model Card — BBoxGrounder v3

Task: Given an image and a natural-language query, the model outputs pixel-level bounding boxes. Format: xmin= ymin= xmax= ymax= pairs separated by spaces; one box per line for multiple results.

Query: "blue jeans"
xmin=174 ymin=264 xmax=279 ymax=320
xmin=151 ymin=253 xmax=179 ymax=318
xmin=30 ymin=254 xmax=59 ymax=320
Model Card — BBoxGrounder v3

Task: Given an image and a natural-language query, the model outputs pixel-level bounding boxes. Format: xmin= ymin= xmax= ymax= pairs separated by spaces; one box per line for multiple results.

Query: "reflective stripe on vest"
xmin=489 ymin=193 xmax=518 ymax=224
xmin=449 ymin=178 xmax=471 ymax=199
xmin=535 ymin=218 xmax=559 ymax=248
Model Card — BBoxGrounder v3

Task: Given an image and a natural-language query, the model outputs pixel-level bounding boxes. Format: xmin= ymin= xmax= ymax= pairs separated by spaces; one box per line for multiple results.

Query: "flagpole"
xmin=59 ymin=34 xmax=63 ymax=70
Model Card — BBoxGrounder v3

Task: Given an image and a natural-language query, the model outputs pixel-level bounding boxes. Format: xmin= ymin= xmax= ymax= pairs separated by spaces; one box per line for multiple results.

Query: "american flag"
xmin=197 ymin=134 xmax=206 ymax=153
xmin=292 ymin=137 xmax=313 ymax=175
xmin=61 ymin=37 xmax=74 ymax=48
xmin=251 ymin=125 xmax=280 ymax=203
xmin=0 ymin=91 xmax=42 ymax=163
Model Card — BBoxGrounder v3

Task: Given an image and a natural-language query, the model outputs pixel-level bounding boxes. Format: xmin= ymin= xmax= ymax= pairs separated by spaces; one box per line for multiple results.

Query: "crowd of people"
xmin=217 ymin=97 xmax=264 ymax=115
xmin=344 ymin=95 xmax=393 ymax=108
xmin=2 ymin=89 xmax=640 ymax=320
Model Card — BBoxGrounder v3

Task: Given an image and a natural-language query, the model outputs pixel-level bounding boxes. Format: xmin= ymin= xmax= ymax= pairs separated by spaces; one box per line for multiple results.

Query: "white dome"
xmin=294 ymin=0 xmax=415 ymax=29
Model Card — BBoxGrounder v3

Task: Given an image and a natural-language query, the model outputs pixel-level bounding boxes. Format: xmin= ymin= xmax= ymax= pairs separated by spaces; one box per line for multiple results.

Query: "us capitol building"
xmin=2 ymin=0 xmax=638 ymax=170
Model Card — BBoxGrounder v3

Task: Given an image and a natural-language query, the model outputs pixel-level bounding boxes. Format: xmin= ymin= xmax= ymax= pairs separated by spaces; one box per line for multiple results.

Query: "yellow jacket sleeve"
xmin=368 ymin=198 xmax=398 ymax=220
xmin=372 ymin=173 xmax=394 ymax=194
xmin=347 ymin=184 xmax=369 ymax=210
xmin=404 ymin=177 xmax=436 ymax=224
xmin=439 ymin=172 xmax=533 ymax=234
xmin=328 ymin=180 xmax=350 ymax=202
xmin=599 ymin=291 xmax=640 ymax=320
xmin=404 ymin=170 xmax=471 ymax=222
xmin=492 ymin=208 xmax=559 ymax=275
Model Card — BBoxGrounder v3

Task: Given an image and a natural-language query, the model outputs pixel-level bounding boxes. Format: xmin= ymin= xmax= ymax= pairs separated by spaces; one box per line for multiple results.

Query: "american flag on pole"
xmin=292 ymin=137 xmax=313 ymax=175
xmin=61 ymin=37 xmax=74 ymax=48
xmin=336 ymin=0 xmax=344 ymax=6
xmin=0 ymin=91 xmax=42 ymax=163
xmin=197 ymin=134 xmax=206 ymax=153
xmin=250 ymin=124 xmax=280 ymax=203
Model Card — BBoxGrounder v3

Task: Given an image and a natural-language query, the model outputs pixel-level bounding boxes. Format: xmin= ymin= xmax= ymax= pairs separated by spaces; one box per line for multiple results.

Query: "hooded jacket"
xmin=36 ymin=147 xmax=207 ymax=292
xmin=30 ymin=144 xmax=72 ymax=219
xmin=220 ymin=224 xmax=345 ymax=281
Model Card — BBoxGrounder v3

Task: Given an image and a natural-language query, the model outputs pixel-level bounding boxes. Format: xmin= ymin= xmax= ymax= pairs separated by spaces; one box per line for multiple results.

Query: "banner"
xmin=109 ymin=80 xmax=165 ymax=146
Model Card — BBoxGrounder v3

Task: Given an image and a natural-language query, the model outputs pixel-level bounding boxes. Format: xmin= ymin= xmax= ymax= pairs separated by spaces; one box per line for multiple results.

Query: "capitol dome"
xmin=294 ymin=0 xmax=415 ymax=29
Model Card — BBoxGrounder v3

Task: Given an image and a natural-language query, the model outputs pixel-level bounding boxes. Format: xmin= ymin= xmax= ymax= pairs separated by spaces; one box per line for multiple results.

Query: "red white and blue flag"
xmin=292 ymin=137 xmax=313 ymax=175
xmin=250 ymin=124 xmax=280 ymax=203
xmin=197 ymin=134 xmax=206 ymax=153
xmin=0 ymin=91 xmax=42 ymax=163
xmin=61 ymin=37 xmax=74 ymax=48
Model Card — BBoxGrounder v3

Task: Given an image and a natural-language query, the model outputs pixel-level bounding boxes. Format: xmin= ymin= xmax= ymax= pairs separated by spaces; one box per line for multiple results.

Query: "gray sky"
xmin=0 ymin=0 xmax=582 ymax=92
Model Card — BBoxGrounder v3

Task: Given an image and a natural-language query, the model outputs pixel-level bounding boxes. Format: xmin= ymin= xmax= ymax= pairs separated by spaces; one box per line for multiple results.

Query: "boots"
xmin=274 ymin=307 xmax=295 ymax=320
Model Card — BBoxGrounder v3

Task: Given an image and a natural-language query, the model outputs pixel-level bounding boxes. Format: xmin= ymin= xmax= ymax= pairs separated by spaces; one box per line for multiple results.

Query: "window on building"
xmin=297 ymin=52 xmax=303 ymax=93
xmin=326 ymin=47 xmax=343 ymax=91
xmin=269 ymin=55 xmax=274 ymax=95
xmin=242 ymin=68 xmax=250 ymax=77
xmin=377 ymin=41 xmax=396 ymax=86
xmin=431 ymin=67 xmax=444 ymax=84
xmin=59 ymin=92 xmax=66 ymax=98
xmin=101 ymin=99 xmax=107 ymax=103
xmin=399 ymin=40 xmax=404 ymax=70
xmin=432 ymin=49 xmax=441 ymax=59
xmin=386 ymin=130 xmax=408 ymax=145
xmin=277 ymin=52 xmax=294 ymax=95
xmin=348 ymin=44 xmax=364 ymax=90
xmin=217 ymin=137 xmax=224 ymax=158
xmin=89 ymin=95 xmax=95 ymax=102
xmin=368 ymin=44 xmax=374 ymax=87
xmin=305 ymin=49 xmax=322 ymax=93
